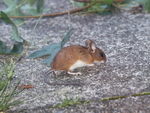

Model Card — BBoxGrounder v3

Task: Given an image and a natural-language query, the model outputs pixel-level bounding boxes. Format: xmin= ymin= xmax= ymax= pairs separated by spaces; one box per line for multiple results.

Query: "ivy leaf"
xmin=28 ymin=0 xmax=35 ymax=6
xmin=75 ymin=0 xmax=111 ymax=15
xmin=0 ymin=11 xmax=24 ymax=55
xmin=102 ymin=0 xmax=113 ymax=4
xmin=28 ymin=43 xmax=61 ymax=58
xmin=61 ymin=28 xmax=73 ymax=47
xmin=75 ymin=2 xmax=85 ymax=8
xmin=21 ymin=4 xmax=39 ymax=16
xmin=118 ymin=1 xmax=139 ymax=11
xmin=0 ymin=41 xmax=23 ymax=54
xmin=29 ymin=28 xmax=73 ymax=66
xmin=37 ymin=0 xmax=44 ymax=13
xmin=41 ymin=45 xmax=61 ymax=66
xmin=0 ymin=11 xmax=23 ymax=42
xmin=21 ymin=4 xmax=50 ymax=16
xmin=2 ymin=0 xmax=25 ymax=25
xmin=2 ymin=0 xmax=16 ymax=7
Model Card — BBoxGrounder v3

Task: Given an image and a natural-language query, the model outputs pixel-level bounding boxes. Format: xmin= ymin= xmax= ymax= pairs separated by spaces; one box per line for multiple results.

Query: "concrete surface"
xmin=0 ymin=0 xmax=150 ymax=113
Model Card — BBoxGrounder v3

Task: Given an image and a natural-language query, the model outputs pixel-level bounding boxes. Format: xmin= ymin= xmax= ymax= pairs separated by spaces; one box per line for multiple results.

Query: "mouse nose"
xmin=101 ymin=56 xmax=106 ymax=63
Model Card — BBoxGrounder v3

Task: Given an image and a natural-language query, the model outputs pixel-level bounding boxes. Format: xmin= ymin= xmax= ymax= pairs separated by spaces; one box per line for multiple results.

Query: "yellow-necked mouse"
xmin=44 ymin=39 xmax=106 ymax=85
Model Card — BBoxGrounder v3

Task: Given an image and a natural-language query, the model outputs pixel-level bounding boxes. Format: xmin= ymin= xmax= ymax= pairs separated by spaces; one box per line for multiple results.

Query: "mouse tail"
xmin=43 ymin=69 xmax=82 ymax=86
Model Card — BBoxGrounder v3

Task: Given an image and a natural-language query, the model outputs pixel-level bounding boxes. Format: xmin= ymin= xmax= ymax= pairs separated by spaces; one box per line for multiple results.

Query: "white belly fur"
xmin=69 ymin=60 xmax=88 ymax=71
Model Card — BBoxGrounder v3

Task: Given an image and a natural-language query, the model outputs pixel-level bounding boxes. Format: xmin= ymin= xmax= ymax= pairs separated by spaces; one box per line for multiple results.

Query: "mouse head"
xmin=85 ymin=39 xmax=106 ymax=63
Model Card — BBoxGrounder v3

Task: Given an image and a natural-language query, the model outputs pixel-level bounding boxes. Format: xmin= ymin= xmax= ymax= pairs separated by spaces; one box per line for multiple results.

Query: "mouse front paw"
xmin=87 ymin=64 xmax=94 ymax=67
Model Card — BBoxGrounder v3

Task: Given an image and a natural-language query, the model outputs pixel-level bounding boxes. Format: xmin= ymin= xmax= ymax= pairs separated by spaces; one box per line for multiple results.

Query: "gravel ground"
xmin=0 ymin=0 xmax=150 ymax=113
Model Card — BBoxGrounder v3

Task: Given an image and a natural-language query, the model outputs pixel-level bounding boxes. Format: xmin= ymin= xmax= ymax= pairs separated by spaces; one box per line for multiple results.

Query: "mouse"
xmin=44 ymin=39 xmax=106 ymax=85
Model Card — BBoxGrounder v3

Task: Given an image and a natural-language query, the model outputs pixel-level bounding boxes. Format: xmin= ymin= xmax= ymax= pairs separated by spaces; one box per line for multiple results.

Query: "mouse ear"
xmin=90 ymin=42 xmax=96 ymax=53
xmin=85 ymin=39 xmax=96 ymax=53
xmin=85 ymin=39 xmax=92 ymax=48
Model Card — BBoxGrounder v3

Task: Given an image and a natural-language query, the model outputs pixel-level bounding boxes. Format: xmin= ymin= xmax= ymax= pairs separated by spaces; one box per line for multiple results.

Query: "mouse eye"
xmin=99 ymin=53 xmax=104 ymax=57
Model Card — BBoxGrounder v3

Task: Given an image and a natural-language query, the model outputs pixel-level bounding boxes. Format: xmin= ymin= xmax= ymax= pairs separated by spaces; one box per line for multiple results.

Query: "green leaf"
xmin=28 ymin=28 xmax=73 ymax=66
xmin=21 ymin=4 xmax=39 ymax=16
xmin=9 ymin=8 xmax=25 ymax=25
xmin=75 ymin=2 xmax=85 ymax=8
xmin=0 ymin=11 xmax=23 ymax=42
xmin=28 ymin=0 xmax=35 ymax=6
xmin=3 ymin=0 xmax=50 ymax=20
xmin=102 ymin=0 xmax=113 ymax=4
xmin=61 ymin=28 xmax=73 ymax=47
xmin=2 ymin=0 xmax=25 ymax=25
xmin=12 ymin=27 xmax=23 ymax=42
xmin=28 ymin=43 xmax=61 ymax=58
xmin=21 ymin=4 xmax=50 ymax=16
xmin=42 ymin=8 xmax=51 ymax=13
xmin=4 ymin=7 xmax=25 ymax=17
xmin=41 ymin=46 xmax=61 ymax=66
xmin=10 ymin=42 xmax=23 ymax=54
xmin=2 ymin=0 xmax=16 ymax=7
xmin=37 ymin=0 xmax=44 ymax=13
xmin=119 ymin=1 xmax=139 ymax=11
xmin=0 ymin=40 xmax=23 ymax=54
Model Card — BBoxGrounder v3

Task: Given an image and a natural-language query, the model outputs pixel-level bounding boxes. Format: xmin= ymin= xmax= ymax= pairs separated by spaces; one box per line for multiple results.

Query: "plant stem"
xmin=3 ymin=3 xmax=94 ymax=19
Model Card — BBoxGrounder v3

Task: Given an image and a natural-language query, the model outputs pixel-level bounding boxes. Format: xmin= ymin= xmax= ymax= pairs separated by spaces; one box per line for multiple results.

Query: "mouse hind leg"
xmin=67 ymin=71 xmax=82 ymax=75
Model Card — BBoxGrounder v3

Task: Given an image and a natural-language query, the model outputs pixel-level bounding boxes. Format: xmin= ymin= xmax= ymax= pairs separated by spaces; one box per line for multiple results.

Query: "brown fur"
xmin=51 ymin=45 xmax=106 ymax=71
